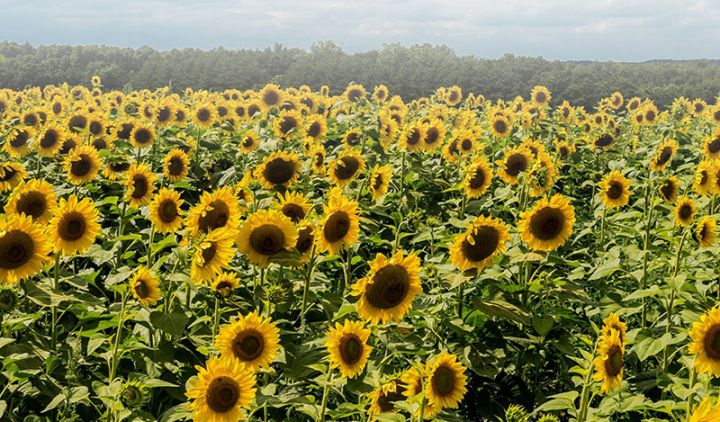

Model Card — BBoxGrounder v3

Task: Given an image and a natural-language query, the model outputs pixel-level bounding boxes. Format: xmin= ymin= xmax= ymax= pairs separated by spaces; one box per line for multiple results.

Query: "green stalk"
xmin=577 ymin=339 xmax=599 ymax=422
xmin=50 ymin=253 xmax=61 ymax=350
xmin=300 ymin=247 xmax=317 ymax=330
xmin=662 ymin=228 xmax=688 ymax=371
xmin=319 ymin=365 xmax=334 ymax=422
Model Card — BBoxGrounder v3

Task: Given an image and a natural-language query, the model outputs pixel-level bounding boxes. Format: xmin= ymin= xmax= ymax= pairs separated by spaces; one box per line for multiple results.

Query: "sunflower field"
xmin=1 ymin=79 xmax=720 ymax=422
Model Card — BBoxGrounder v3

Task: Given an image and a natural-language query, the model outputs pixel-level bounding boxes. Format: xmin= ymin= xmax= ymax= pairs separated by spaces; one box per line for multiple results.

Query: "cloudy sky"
xmin=1 ymin=0 xmax=719 ymax=61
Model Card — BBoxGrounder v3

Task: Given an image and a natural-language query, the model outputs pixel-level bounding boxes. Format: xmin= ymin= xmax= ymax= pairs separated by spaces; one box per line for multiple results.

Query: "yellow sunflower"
xmin=4 ymin=126 xmax=35 ymax=158
xmin=351 ymin=251 xmax=422 ymax=324
xmin=650 ymin=139 xmax=678 ymax=172
xmin=273 ymin=191 xmax=311 ymax=223
xmin=315 ymin=190 xmax=360 ymax=255
xmin=0 ymin=214 xmax=50 ymax=284
xmin=593 ymin=329 xmax=624 ymax=394
xmin=255 ymin=151 xmax=301 ymax=190
xmin=497 ymin=146 xmax=533 ymax=185
xmin=688 ymin=395 xmax=720 ymax=422
xmin=343 ymin=84 xmax=367 ymax=103
xmin=674 ymin=196 xmax=696 ymax=227
xmin=185 ymin=356 xmax=256 ymax=422
xmin=192 ymin=103 xmax=217 ymax=128
xmin=695 ymin=161 xmax=717 ymax=196
xmin=308 ymin=144 xmax=326 ymax=175
xmin=259 ymin=83 xmax=284 ymax=109
xmin=372 ymin=85 xmax=389 ymax=103
xmin=424 ymin=351 xmax=468 ymax=409
xmin=64 ymin=145 xmax=102 ymax=185
xmin=518 ymin=194 xmax=575 ymax=252
xmin=236 ymin=209 xmax=297 ymax=267
xmin=216 ymin=311 xmax=281 ymax=372
xmin=530 ymin=86 xmax=551 ymax=106
xmin=598 ymin=170 xmax=631 ymax=208
xmin=130 ymin=266 xmax=161 ymax=306
xmin=398 ymin=122 xmax=426 ymax=152
xmin=368 ymin=380 xmax=405 ymax=417
xmin=213 ymin=271 xmax=240 ymax=298
xmin=0 ymin=162 xmax=27 ymax=192
xmin=695 ymin=216 xmax=717 ymax=248
xmin=239 ymin=130 xmax=260 ymax=154
xmin=149 ymin=188 xmax=185 ymax=234
xmin=48 ymin=195 xmax=101 ymax=256
xmin=703 ymin=130 xmax=720 ymax=159
xmin=450 ymin=215 xmax=510 ymax=271
xmin=690 ymin=306 xmax=720 ymax=376
xmin=659 ymin=176 xmax=680 ymax=203
xmin=462 ymin=156 xmax=493 ymax=198
xmin=369 ymin=164 xmax=392 ymax=202
xmin=423 ymin=119 xmax=446 ymax=151
xmin=273 ymin=110 xmax=302 ymax=140
xmin=325 ymin=319 xmax=372 ymax=378
xmin=5 ymin=179 xmax=57 ymax=224
xmin=36 ymin=124 xmax=66 ymax=156
xmin=601 ymin=313 xmax=628 ymax=345
xmin=124 ymin=163 xmax=157 ymax=208
xmin=163 ymin=149 xmax=190 ymax=183
xmin=186 ymin=186 xmax=241 ymax=237
xmin=130 ymin=124 xmax=156 ymax=149
xmin=191 ymin=229 xmax=236 ymax=284
xmin=329 ymin=150 xmax=365 ymax=186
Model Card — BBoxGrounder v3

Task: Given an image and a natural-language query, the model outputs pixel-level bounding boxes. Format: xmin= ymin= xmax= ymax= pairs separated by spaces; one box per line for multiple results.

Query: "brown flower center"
xmin=262 ymin=158 xmax=296 ymax=185
xmin=198 ymin=200 xmax=230 ymax=232
xmin=339 ymin=334 xmax=363 ymax=364
xmin=366 ymin=264 xmax=410 ymax=309
xmin=59 ymin=212 xmax=86 ymax=241
xmin=232 ymin=329 xmax=265 ymax=361
xmin=0 ymin=230 xmax=34 ymax=269
xmin=604 ymin=345 xmax=623 ymax=376
xmin=334 ymin=156 xmax=360 ymax=181
xmin=15 ymin=191 xmax=47 ymax=219
xmin=461 ymin=226 xmax=500 ymax=262
xmin=249 ymin=224 xmax=286 ymax=255
xmin=529 ymin=207 xmax=565 ymax=240
xmin=431 ymin=365 xmax=456 ymax=397
xmin=505 ymin=154 xmax=528 ymax=177
xmin=323 ymin=211 xmax=350 ymax=243
xmin=206 ymin=376 xmax=240 ymax=413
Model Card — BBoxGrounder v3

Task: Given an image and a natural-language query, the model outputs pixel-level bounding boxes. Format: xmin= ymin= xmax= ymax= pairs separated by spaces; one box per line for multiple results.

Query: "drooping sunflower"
xmin=593 ymin=329 xmax=624 ymax=394
xmin=213 ymin=271 xmax=240 ymax=298
xmin=694 ymin=161 xmax=717 ymax=196
xmin=186 ymin=186 xmax=241 ymax=237
xmin=650 ymin=139 xmax=678 ymax=172
xmin=0 ymin=162 xmax=27 ymax=192
xmin=163 ymin=149 xmax=190 ymax=183
xmin=601 ymin=313 xmax=628 ymax=345
xmin=315 ymin=190 xmax=360 ymax=255
xmin=674 ymin=196 xmax=696 ymax=227
xmin=462 ymin=156 xmax=493 ymax=198
xmin=216 ymin=311 xmax=281 ymax=372
xmin=149 ymin=188 xmax=185 ymax=234
xmin=450 ymin=215 xmax=510 ymax=271
xmin=185 ymin=356 xmax=256 ymax=422
xmin=239 ymin=130 xmax=260 ymax=154
xmin=530 ymin=86 xmax=551 ymax=107
xmin=497 ymin=146 xmax=533 ymax=185
xmin=694 ymin=216 xmax=717 ymax=248
xmin=5 ymin=179 xmax=57 ymax=224
xmin=130 ymin=266 xmax=161 ymax=306
xmin=294 ymin=222 xmax=316 ymax=261
xmin=424 ymin=351 xmax=468 ymax=409
xmin=0 ymin=214 xmax=50 ymax=284
xmin=368 ymin=165 xmax=391 ymax=202
xmin=255 ymin=151 xmax=301 ymax=190
xmin=4 ymin=126 xmax=35 ymax=157
xmin=325 ymin=320 xmax=372 ymax=378
xmin=659 ymin=176 xmax=680 ymax=203
xmin=273 ymin=191 xmax=311 ymax=223
xmin=191 ymin=228 xmax=236 ymax=284
xmin=598 ymin=170 xmax=631 ymax=209
xmin=48 ymin=195 xmax=101 ymax=256
xmin=518 ymin=194 xmax=576 ymax=252
xmin=36 ymin=124 xmax=65 ymax=156
xmin=351 ymin=251 xmax=422 ymax=324
xmin=124 ymin=163 xmax=157 ymax=208
xmin=329 ymin=150 xmax=365 ymax=186
xmin=236 ymin=209 xmax=297 ymax=267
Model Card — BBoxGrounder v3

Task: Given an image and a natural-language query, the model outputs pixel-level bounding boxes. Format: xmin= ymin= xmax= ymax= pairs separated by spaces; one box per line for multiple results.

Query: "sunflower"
xmin=329 ymin=150 xmax=365 ymax=186
xmin=216 ymin=311 xmax=280 ymax=372
xmin=518 ymin=194 xmax=575 ymax=252
xmin=103 ymin=160 xmax=131 ymax=181
xmin=488 ymin=115 xmax=510 ymax=138
xmin=129 ymin=124 xmax=155 ymax=149
xmin=129 ymin=266 xmax=161 ymax=306
xmin=149 ymin=188 xmax=185 ymax=234
xmin=273 ymin=110 xmax=302 ymax=140
xmin=308 ymin=144 xmax=326 ymax=175
xmin=213 ymin=271 xmax=240 ymax=298
xmin=690 ymin=306 xmax=720 ymax=376
xmin=342 ymin=128 xmax=362 ymax=148
xmin=255 ymin=151 xmax=301 ymax=190
xmin=124 ymin=163 xmax=157 ymax=208
xmin=351 ymin=251 xmax=422 ymax=324
xmin=424 ymin=351 xmax=468 ymax=409
xmin=0 ymin=214 xmax=50 ymax=284
xmin=36 ymin=124 xmax=65 ymax=156
xmin=372 ymin=85 xmax=389 ymax=103
xmin=325 ymin=320 xmax=372 ymax=378
xmin=48 ymin=195 xmax=101 ymax=256
xmin=344 ymin=84 xmax=367 ymax=103
xmin=674 ymin=196 xmax=696 ymax=227
xmin=659 ymin=176 xmax=680 ymax=203
xmin=0 ymin=162 xmax=27 ymax=192
xmin=5 ymin=179 xmax=57 ymax=224
xmin=400 ymin=366 xmax=441 ymax=419
xmin=259 ymin=84 xmax=284 ymax=109
xmin=191 ymin=229 xmax=236 ymax=284
xmin=688 ymin=396 xmax=720 ymax=422
xmin=163 ymin=149 xmax=190 ymax=182
xmin=444 ymin=86 xmax=462 ymax=106
xmin=598 ymin=170 xmax=631 ymax=208
xmin=236 ymin=209 xmax=297 ymax=266
xmin=4 ymin=126 xmax=35 ymax=157
xmin=650 ymin=139 xmax=678 ymax=172
xmin=186 ymin=356 xmax=256 ymax=422
xmin=601 ymin=313 xmax=628 ymax=345
xmin=591 ymin=133 xmax=615 ymax=151
xmin=695 ymin=216 xmax=717 ymax=248
xmin=703 ymin=130 xmax=720 ymax=159
xmin=273 ymin=191 xmax=311 ymax=223
xmin=65 ymin=145 xmax=102 ymax=185
xmin=295 ymin=222 xmax=316 ymax=260
xmin=462 ymin=156 xmax=493 ymax=198
xmin=450 ymin=215 xmax=510 ymax=271
xmin=368 ymin=380 xmax=405 ymax=416
xmin=369 ymin=165 xmax=391 ymax=202
xmin=399 ymin=122 xmax=426 ymax=152
xmin=192 ymin=103 xmax=216 ymax=128
xmin=239 ymin=130 xmax=260 ymax=154
xmin=497 ymin=146 xmax=533 ymax=185
xmin=315 ymin=190 xmax=360 ymax=255
xmin=530 ymin=86 xmax=551 ymax=106
xmin=593 ymin=329 xmax=624 ymax=394
xmin=694 ymin=161 xmax=717 ymax=196
xmin=186 ymin=187 xmax=241 ymax=237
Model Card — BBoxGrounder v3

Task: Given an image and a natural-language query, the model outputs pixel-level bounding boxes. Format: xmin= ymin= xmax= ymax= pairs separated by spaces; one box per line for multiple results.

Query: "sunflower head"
xmin=149 ymin=188 xmax=185 ymax=234
xmin=255 ymin=151 xmax=301 ymax=190
xmin=49 ymin=195 xmax=101 ymax=256
xmin=5 ymin=179 xmax=57 ymax=224
xmin=659 ymin=176 xmax=680 ymax=203
xmin=163 ymin=149 xmax=190 ymax=183
xmin=186 ymin=186 xmax=240 ymax=237
xmin=315 ymin=190 xmax=360 ymax=255
xmin=213 ymin=271 xmax=240 ymax=298
xmin=64 ymin=145 xmax=102 ymax=185
xmin=650 ymin=139 xmax=678 ymax=172
xmin=273 ymin=191 xmax=311 ymax=223
xmin=674 ymin=197 xmax=696 ymax=227
xmin=0 ymin=214 xmax=50 ymax=284
xmin=694 ymin=216 xmax=717 ymax=248
xmin=598 ymin=170 xmax=631 ymax=209
xmin=369 ymin=165 xmax=392 ymax=202
xmin=518 ymin=194 xmax=576 ymax=252
xmin=130 ymin=266 xmax=161 ymax=306
xmin=325 ymin=320 xmax=372 ymax=378
xmin=497 ymin=146 xmax=533 ymax=185
xmin=215 ymin=311 xmax=281 ymax=371
xmin=450 ymin=215 xmax=510 ymax=271
xmin=185 ymin=356 xmax=257 ymax=422
xmin=190 ymin=229 xmax=236 ymax=284
xmin=424 ymin=351 xmax=468 ymax=409
xmin=329 ymin=151 xmax=365 ymax=186
xmin=124 ymin=163 xmax=157 ymax=208
xmin=593 ymin=329 xmax=624 ymax=394
xmin=530 ymin=86 xmax=551 ymax=106
xmin=236 ymin=209 xmax=298 ymax=267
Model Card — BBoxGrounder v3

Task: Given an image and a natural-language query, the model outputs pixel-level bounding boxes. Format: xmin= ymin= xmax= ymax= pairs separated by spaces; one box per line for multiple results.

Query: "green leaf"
xmin=149 ymin=311 xmax=189 ymax=338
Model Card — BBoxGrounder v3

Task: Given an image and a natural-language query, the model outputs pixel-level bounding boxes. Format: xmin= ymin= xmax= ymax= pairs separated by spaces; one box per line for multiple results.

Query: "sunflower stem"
xmin=577 ymin=338 xmax=599 ymax=422
xmin=319 ymin=365 xmax=333 ymax=422
xmin=146 ymin=224 xmax=155 ymax=268
xmin=211 ymin=296 xmax=220 ymax=339
xmin=662 ymin=228 xmax=687 ymax=372
xmin=640 ymin=180 xmax=656 ymax=329
xmin=50 ymin=253 xmax=61 ymax=350
xmin=456 ymin=285 xmax=463 ymax=319
xmin=300 ymin=247 xmax=316 ymax=330
xmin=399 ymin=151 xmax=406 ymax=202
xmin=686 ymin=367 xmax=696 ymax=418
xmin=598 ymin=206 xmax=607 ymax=249
xmin=108 ymin=289 xmax=130 ymax=402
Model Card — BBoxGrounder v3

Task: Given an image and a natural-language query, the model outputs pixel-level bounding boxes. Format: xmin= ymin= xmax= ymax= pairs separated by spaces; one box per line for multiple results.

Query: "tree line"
xmin=1 ymin=41 xmax=719 ymax=109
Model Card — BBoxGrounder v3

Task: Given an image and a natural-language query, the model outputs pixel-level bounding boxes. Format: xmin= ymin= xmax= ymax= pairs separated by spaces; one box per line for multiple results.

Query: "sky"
xmin=1 ymin=0 xmax=719 ymax=61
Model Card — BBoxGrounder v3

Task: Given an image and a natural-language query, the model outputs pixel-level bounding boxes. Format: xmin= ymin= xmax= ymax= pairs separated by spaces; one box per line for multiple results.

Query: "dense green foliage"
xmin=1 ymin=41 xmax=720 ymax=108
